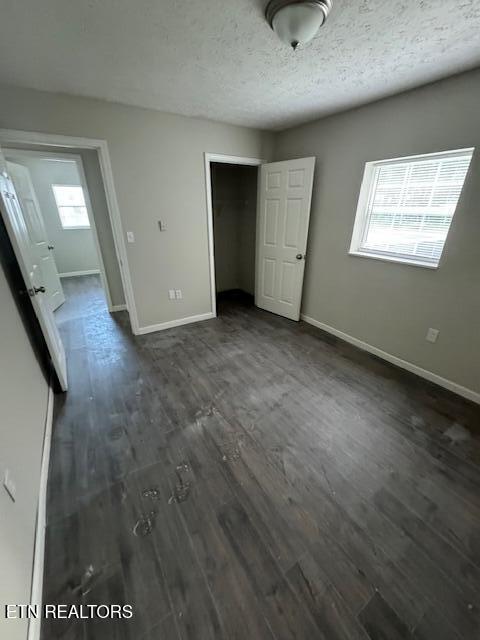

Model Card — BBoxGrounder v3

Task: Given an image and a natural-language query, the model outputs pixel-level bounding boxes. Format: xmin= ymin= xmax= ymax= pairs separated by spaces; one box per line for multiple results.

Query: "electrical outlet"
xmin=3 ymin=469 xmax=16 ymax=502
xmin=168 ymin=289 xmax=176 ymax=300
xmin=126 ymin=231 xmax=135 ymax=243
xmin=426 ymin=328 xmax=439 ymax=343
xmin=175 ymin=289 xmax=183 ymax=300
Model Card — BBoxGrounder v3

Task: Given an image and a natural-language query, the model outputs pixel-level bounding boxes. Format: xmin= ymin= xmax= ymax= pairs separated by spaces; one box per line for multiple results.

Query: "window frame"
xmin=52 ymin=183 xmax=91 ymax=230
xmin=349 ymin=148 xmax=474 ymax=269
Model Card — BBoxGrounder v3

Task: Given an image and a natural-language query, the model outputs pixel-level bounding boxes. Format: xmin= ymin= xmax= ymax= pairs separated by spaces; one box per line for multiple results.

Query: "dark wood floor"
xmin=45 ymin=275 xmax=480 ymax=640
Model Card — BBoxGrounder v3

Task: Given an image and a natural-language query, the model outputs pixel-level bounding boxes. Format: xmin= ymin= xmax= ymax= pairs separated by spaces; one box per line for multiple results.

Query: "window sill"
xmin=61 ymin=226 xmax=91 ymax=231
xmin=348 ymin=250 xmax=439 ymax=270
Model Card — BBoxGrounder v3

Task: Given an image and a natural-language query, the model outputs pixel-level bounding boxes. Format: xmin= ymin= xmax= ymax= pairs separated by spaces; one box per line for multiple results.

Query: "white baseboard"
xmin=109 ymin=304 xmax=127 ymax=313
xmin=28 ymin=386 xmax=54 ymax=640
xmin=59 ymin=269 xmax=100 ymax=278
xmin=135 ymin=312 xmax=215 ymax=335
xmin=301 ymin=314 xmax=480 ymax=405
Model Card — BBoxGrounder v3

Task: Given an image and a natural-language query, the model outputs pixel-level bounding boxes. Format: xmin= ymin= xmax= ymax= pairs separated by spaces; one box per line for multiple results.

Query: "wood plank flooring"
xmin=44 ymin=275 xmax=480 ymax=639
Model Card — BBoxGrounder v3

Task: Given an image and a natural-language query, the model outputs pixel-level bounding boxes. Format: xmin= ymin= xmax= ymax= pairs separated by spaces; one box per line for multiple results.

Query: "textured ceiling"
xmin=0 ymin=0 xmax=479 ymax=130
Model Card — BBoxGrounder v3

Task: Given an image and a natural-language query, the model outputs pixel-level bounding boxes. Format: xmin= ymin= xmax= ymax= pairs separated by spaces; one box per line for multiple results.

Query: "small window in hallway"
xmin=52 ymin=184 xmax=90 ymax=229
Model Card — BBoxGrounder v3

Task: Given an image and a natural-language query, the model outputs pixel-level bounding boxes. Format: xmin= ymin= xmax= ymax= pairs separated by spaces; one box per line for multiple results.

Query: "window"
xmin=52 ymin=184 xmax=90 ymax=229
xmin=349 ymin=148 xmax=474 ymax=268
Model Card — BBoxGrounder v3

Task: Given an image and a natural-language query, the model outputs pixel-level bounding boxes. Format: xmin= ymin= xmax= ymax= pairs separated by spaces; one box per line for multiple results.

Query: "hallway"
xmin=55 ymin=275 xmax=107 ymax=327
xmin=44 ymin=277 xmax=480 ymax=640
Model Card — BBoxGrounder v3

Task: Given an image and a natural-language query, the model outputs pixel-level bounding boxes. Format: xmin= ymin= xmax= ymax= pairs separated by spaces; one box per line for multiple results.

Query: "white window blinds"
xmin=353 ymin=150 xmax=473 ymax=266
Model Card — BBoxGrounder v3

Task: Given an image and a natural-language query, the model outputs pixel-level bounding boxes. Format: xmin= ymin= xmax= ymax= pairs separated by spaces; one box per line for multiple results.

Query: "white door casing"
xmin=0 ymin=151 xmax=68 ymax=390
xmin=6 ymin=160 xmax=65 ymax=311
xmin=255 ymin=157 xmax=315 ymax=321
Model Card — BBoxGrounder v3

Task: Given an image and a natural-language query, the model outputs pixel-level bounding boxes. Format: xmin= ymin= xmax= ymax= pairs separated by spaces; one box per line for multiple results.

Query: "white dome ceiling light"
xmin=265 ymin=0 xmax=333 ymax=50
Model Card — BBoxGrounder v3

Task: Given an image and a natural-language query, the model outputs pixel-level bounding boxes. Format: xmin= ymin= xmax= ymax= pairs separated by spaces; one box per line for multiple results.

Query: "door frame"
xmin=0 ymin=128 xmax=137 ymax=332
xmin=3 ymin=148 xmax=114 ymax=310
xmin=204 ymin=153 xmax=263 ymax=317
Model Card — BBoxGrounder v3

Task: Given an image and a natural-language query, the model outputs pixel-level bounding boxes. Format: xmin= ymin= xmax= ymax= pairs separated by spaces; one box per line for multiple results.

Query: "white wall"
xmin=0 ymin=85 xmax=274 ymax=330
xmin=0 ymin=263 xmax=49 ymax=640
xmin=274 ymin=68 xmax=480 ymax=396
xmin=4 ymin=151 xmax=100 ymax=275
xmin=212 ymin=163 xmax=257 ymax=294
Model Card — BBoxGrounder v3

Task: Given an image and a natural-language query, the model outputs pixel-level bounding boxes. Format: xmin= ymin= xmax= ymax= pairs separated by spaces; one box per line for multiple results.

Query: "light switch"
xmin=158 ymin=220 xmax=167 ymax=231
xmin=168 ymin=289 xmax=176 ymax=300
xmin=175 ymin=289 xmax=183 ymax=300
xmin=426 ymin=328 xmax=439 ymax=343
xmin=126 ymin=231 xmax=135 ymax=243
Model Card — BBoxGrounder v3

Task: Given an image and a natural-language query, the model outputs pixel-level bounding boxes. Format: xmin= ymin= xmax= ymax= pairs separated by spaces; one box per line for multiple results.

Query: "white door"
xmin=6 ymin=160 xmax=65 ymax=311
xmin=0 ymin=152 xmax=68 ymax=390
xmin=255 ymin=157 xmax=315 ymax=321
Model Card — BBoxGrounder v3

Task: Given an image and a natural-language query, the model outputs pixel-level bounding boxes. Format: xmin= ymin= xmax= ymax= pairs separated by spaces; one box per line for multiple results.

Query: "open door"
xmin=255 ymin=157 xmax=315 ymax=321
xmin=6 ymin=160 xmax=65 ymax=312
xmin=0 ymin=149 xmax=68 ymax=390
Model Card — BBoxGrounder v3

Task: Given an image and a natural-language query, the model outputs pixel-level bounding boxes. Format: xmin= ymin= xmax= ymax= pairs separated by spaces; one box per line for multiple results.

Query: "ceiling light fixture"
xmin=265 ymin=0 xmax=332 ymax=50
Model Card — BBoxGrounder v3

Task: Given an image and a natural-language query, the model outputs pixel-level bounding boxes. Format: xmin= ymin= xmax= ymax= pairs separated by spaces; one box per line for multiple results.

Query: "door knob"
xmin=296 ymin=253 xmax=304 ymax=260
xmin=34 ymin=286 xmax=46 ymax=294
xmin=48 ymin=245 xmax=54 ymax=250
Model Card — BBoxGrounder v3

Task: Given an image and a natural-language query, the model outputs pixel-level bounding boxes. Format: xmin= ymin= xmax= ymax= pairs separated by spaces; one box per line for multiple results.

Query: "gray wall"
xmin=212 ymin=163 xmax=257 ymax=295
xmin=4 ymin=151 xmax=100 ymax=275
xmin=78 ymin=148 xmax=125 ymax=307
xmin=0 ymin=84 xmax=273 ymax=329
xmin=0 ymin=264 xmax=49 ymax=640
xmin=274 ymin=69 xmax=480 ymax=395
